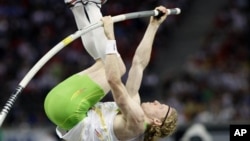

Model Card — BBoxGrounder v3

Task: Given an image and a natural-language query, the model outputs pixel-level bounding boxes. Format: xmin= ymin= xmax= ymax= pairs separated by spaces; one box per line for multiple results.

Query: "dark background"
xmin=0 ymin=0 xmax=249 ymax=140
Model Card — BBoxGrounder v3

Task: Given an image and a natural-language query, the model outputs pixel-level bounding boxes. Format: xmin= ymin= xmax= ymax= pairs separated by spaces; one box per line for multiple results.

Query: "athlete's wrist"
xmin=106 ymin=40 xmax=117 ymax=54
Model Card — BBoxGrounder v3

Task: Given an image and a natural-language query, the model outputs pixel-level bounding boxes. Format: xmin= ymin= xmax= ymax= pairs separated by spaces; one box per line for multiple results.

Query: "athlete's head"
xmin=141 ymin=100 xmax=178 ymax=141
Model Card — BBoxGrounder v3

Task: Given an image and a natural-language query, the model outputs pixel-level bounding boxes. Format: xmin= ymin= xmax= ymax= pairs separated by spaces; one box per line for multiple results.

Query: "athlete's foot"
xmin=65 ymin=0 xmax=81 ymax=7
xmin=65 ymin=0 xmax=107 ymax=8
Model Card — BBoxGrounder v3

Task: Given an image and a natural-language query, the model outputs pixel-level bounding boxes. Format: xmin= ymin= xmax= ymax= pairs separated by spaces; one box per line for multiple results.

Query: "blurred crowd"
xmin=163 ymin=0 xmax=250 ymax=125
xmin=0 ymin=0 xmax=249 ymax=129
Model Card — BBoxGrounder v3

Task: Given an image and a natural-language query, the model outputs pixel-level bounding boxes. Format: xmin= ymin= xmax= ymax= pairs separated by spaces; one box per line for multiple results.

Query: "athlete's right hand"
xmin=102 ymin=16 xmax=115 ymax=40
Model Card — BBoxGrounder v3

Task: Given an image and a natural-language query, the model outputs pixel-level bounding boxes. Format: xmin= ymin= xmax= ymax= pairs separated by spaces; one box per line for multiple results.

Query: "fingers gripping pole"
xmin=0 ymin=8 xmax=181 ymax=127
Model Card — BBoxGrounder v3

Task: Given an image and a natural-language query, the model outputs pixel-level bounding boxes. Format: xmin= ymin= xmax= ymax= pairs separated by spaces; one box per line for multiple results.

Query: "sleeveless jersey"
xmin=56 ymin=102 xmax=144 ymax=141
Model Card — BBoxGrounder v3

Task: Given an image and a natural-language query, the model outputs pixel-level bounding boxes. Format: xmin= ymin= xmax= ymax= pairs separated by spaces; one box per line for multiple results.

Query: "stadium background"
xmin=0 ymin=0 xmax=249 ymax=140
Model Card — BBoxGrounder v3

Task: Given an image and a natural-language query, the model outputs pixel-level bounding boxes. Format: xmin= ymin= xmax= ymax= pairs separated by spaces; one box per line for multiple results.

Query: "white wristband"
xmin=106 ymin=40 xmax=117 ymax=54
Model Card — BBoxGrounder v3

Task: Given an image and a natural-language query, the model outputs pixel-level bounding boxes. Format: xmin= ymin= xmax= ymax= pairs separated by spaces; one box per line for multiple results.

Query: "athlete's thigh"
xmin=78 ymin=61 xmax=110 ymax=94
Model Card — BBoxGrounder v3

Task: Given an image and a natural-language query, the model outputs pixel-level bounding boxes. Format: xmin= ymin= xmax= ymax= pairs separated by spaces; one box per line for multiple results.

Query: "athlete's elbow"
xmin=106 ymin=74 xmax=121 ymax=86
xmin=106 ymin=67 xmax=121 ymax=84
xmin=132 ymin=55 xmax=148 ymax=69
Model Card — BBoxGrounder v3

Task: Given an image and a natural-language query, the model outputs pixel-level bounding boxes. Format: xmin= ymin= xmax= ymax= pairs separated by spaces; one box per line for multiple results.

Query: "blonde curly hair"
xmin=144 ymin=107 xmax=178 ymax=141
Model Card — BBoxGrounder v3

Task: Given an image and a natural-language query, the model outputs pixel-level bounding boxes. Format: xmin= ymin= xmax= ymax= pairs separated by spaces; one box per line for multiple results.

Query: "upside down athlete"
xmin=44 ymin=0 xmax=178 ymax=141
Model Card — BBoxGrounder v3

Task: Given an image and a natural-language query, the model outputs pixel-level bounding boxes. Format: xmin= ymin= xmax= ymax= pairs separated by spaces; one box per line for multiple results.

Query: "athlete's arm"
xmin=102 ymin=16 xmax=145 ymax=135
xmin=126 ymin=6 xmax=169 ymax=104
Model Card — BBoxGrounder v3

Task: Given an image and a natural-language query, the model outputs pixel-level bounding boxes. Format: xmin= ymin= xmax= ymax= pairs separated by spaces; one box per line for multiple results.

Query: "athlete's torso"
xmin=56 ymin=102 xmax=144 ymax=141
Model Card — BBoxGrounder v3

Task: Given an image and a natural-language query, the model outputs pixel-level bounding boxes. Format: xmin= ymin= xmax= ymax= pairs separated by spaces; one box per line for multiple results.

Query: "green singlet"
xmin=44 ymin=74 xmax=105 ymax=130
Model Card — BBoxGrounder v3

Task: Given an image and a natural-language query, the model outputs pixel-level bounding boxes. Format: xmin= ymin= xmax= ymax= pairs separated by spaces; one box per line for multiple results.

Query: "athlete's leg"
xmin=44 ymin=60 xmax=110 ymax=130
xmin=65 ymin=0 xmax=108 ymax=60
xmin=44 ymin=0 xmax=113 ymax=131
xmin=77 ymin=59 xmax=110 ymax=94
xmin=66 ymin=0 xmax=126 ymax=75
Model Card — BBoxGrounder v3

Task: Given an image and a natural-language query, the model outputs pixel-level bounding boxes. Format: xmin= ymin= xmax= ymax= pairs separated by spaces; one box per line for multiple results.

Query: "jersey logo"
xmin=70 ymin=88 xmax=85 ymax=100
